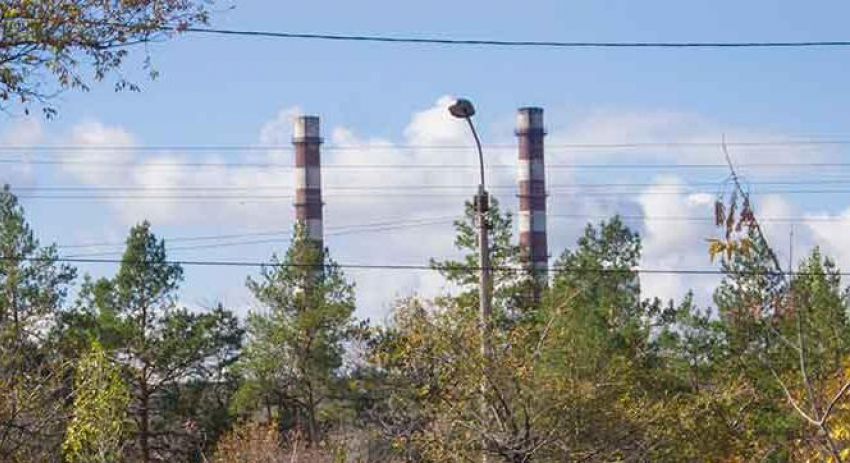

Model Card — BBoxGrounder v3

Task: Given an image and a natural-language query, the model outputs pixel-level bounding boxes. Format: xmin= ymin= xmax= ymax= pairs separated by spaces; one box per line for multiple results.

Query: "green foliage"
xmin=63 ymin=340 xmax=129 ymax=463
xmin=370 ymin=217 xmax=718 ymax=461
xmin=235 ymin=224 xmax=359 ymax=444
xmin=0 ymin=185 xmax=76 ymax=346
xmin=714 ymin=227 xmax=785 ymax=333
xmin=0 ymin=186 xmax=76 ymax=461
xmin=0 ymin=359 xmax=69 ymax=462
xmin=61 ymin=221 xmax=243 ymax=462
xmin=550 ymin=216 xmax=664 ymax=366
xmin=3 ymin=175 xmax=850 ymax=462
xmin=0 ymin=0 xmax=214 ymax=116
xmin=430 ymin=197 xmax=534 ymax=319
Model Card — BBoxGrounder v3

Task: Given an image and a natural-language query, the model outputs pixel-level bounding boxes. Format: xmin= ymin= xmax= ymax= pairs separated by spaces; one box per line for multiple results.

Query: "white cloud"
xmin=51 ymin=97 xmax=476 ymax=320
xmin=58 ymin=116 xmax=297 ymax=227
xmin=0 ymin=117 xmax=45 ymax=185
xmin=63 ymin=120 xmax=136 ymax=186
xmin=635 ymin=176 xmax=718 ymax=305
xmin=547 ymin=108 xmax=834 ymax=172
xmin=804 ymin=206 xmax=850 ymax=271
xmin=1 ymin=117 xmax=43 ymax=146
xmin=259 ymin=106 xmax=303 ymax=163
xmin=36 ymin=99 xmax=850 ymax=319
xmin=403 ymin=95 xmax=466 ymax=146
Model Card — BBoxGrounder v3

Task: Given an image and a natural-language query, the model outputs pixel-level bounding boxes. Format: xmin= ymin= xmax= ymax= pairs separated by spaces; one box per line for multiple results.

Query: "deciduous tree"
xmin=1 ymin=0 xmax=216 ymax=116
xmin=63 ymin=340 xmax=130 ymax=463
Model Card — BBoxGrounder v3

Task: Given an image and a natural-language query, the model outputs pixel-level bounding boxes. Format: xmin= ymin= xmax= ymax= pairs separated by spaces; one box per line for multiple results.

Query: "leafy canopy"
xmin=1 ymin=0 xmax=215 ymax=116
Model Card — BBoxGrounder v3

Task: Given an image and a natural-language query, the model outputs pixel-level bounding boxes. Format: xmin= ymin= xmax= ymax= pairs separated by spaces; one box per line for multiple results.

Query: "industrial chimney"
xmin=516 ymin=107 xmax=548 ymax=284
xmin=293 ymin=115 xmax=324 ymax=250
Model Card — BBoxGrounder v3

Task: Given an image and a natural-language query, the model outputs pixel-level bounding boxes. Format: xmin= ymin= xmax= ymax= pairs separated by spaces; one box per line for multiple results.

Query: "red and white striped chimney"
xmin=516 ymin=107 xmax=548 ymax=279
xmin=293 ymin=115 xmax=324 ymax=249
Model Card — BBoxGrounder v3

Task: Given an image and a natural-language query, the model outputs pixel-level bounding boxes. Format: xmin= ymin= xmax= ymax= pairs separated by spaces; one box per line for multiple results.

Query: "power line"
xmin=13 ymin=179 xmax=850 ymax=193
xmin=175 ymin=26 xmax=850 ymax=50
xmin=5 ymin=157 xmax=850 ymax=171
xmin=57 ymin=216 xmax=457 ymax=252
xmin=58 ymin=229 xmax=290 ymax=249
xmin=54 ymin=212 xmax=850 ymax=256
xmin=547 ymin=213 xmax=850 ymax=224
xmin=6 ymin=254 xmax=847 ymax=277
xmin=56 ymin=211 xmax=850 ymax=258
xmin=4 ymin=139 xmax=850 ymax=152
xmin=10 ymin=189 xmax=850 ymax=201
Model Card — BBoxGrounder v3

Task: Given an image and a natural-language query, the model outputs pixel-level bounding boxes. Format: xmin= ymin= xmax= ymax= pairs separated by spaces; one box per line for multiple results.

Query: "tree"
xmin=234 ymin=224 xmax=359 ymax=446
xmin=430 ymin=197 xmax=532 ymax=321
xmin=369 ymin=215 xmax=709 ymax=462
xmin=370 ymin=294 xmax=581 ymax=462
xmin=549 ymin=216 xmax=665 ymax=374
xmin=71 ymin=221 xmax=243 ymax=463
xmin=0 ymin=359 xmax=69 ymax=462
xmin=63 ymin=340 xmax=130 ymax=463
xmin=1 ymin=0 xmax=214 ymax=116
xmin=781 ymin=249 xmax=850 ymax=460
xmin=541 ymin=217 xmax=682 ymax=460
xmin=0 ymin=185 xmax=76 ymax=461
xmin=0 ymin=185 xmax=76 ymax=346
xmin=708 ymin=169 xmax=850 ymax=461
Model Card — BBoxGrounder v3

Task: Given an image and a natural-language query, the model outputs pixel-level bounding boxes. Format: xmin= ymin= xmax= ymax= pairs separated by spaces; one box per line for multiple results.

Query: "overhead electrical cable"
xmin=10 ymin=189 xmax=850 ymax=201
xmin=172 ymin=26 xmax=850 ymax=50
xmin=57 ymin=215 xmax=458 ymax=251
xmin=4 ymin=254 xmax=848 ymax=277
xmin=5 ymin=157 xmax=850 ymax=171
xmin=14 ymin=179 xmax=850 ymax=193
xmin=4 ymin=139 xmax=850 ymax=152
xmin=547 ymin=213 xmax=850 ymax=224
xmin=54 ymin=212 xmax=850 ymax=258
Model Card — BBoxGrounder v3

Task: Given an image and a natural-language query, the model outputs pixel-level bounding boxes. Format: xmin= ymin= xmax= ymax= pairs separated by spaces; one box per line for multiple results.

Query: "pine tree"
xmin=71 ymin=221 xmax=243 ymax=462
xmin=235 ymin=224 xmax=358 ymax=445
xmin=430 ymin=197 xmax=532 ymax=320
xmin=550 ymin=216 xmax=660 ymax=361
xmin=0 ymin=186 xmax=76 ymax=461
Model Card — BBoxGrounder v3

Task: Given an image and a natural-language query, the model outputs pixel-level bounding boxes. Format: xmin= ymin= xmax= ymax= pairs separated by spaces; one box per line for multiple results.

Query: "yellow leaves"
xmin=707 ymin=237 xmax=752 ymax=263
xmin=62 ymin=342 xmax=129 ymax=463
xmin=707 ymin=238 xmax=726 ymax=263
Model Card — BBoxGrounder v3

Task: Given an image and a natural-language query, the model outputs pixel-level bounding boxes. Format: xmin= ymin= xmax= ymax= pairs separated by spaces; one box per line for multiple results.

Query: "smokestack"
xmin=516 ymin=107 xmax=548 ymax=282
xmin=293 ymin=115 xmax=324 ymax=250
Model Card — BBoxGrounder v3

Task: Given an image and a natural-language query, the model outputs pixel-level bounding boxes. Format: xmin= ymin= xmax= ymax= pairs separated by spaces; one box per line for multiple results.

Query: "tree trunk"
xmin=139 ymin=300 xmax=151 ymax=463
xmin=140 ymin=377 xmax=151 ymax=463
xmin=307 ymin=386 xmax=318 ymax=446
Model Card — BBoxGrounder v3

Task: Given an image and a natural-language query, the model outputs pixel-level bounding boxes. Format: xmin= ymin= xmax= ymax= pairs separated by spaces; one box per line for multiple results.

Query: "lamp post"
xmin=448 ymin=98 xmax=492 ymax=462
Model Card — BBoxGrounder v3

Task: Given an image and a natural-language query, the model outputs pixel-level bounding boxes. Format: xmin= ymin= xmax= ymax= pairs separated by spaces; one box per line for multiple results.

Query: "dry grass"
xmin=210 ymin=421 xmax=384 ymax=463
xmin=210 ymin=421 xmax=286 ymax=463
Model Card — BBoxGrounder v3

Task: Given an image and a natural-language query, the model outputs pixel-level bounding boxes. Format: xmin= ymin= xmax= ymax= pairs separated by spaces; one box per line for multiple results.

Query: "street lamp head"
xmin=448 ymin=98 xmax=476 ymax=119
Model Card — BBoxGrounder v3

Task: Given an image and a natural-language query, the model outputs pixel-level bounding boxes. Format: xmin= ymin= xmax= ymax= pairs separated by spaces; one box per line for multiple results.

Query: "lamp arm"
xmin=465 ymin=117 xmax=486 ymax=190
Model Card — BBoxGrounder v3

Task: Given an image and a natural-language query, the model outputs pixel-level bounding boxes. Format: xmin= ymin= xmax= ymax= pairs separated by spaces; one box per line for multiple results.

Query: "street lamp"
xmin=448 ymin=98 xmax=492 ymax=462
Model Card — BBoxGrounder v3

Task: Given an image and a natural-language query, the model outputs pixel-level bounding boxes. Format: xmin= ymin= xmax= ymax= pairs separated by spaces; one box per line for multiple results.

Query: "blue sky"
xmin=4 ymin=0 xmax=850 ymax=320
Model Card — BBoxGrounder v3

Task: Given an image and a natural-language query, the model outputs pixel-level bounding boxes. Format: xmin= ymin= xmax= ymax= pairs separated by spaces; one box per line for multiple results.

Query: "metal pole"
xmin=476 ymin=185 xmax=491 ymax=461
xmin=476 ymin=184 xmax=491 ymax=353
xmin=476 ymin=184 xmax=491 ymax=462
xmin=449 ymin=100 xmax=492 ymax=462
xmin=466 ymin=116 xmax=491 ymax=463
